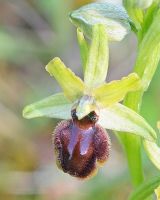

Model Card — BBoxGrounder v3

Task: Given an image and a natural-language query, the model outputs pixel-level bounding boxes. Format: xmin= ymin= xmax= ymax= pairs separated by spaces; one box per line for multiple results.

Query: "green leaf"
xmin=70 ymin=2 xmax=131 ymax=41
xmin=77 ymin=28 xmax=89 ymax=72
xmin=134 ymin=9 xmax=160 ymax=91
xmin=84 ymin=24 xmax=109 ymax=89
xmin=46 ymin=57 xmax=85 ymax=102
xmin=129 ymin=175 xmax=160 ymax=200
xmin=99 ymin=103 xmax=156 ymax=141
xmin=93 ymin=73 xmax=141 ymax=107
xmin=144 ymin=140 xmax=160 ymax=170
xmin=23 ymin=93 xmax=72 ymax=119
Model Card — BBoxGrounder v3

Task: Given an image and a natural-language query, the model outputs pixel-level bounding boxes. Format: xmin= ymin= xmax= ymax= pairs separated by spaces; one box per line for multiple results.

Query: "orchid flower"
xmin=23 ymin=3 xmax=157 ymax=179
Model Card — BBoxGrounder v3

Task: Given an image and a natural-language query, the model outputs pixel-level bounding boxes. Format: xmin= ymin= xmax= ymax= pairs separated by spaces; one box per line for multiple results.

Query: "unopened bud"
xmin=70 ymin=2 xmax=131 ymax=41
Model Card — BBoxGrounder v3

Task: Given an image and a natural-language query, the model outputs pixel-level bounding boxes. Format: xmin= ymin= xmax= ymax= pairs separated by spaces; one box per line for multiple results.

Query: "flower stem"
xmin=125 ymin=92 xmax=144 ymax=185
xmin=119 ymin=7 xmax=160 ymax=189
xmin=119 ymin=91 xmax=144 ymax=187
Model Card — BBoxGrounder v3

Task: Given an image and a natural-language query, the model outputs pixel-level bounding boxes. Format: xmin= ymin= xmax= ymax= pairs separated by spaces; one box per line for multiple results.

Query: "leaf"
xmin=143 ymin=140 xmax=160 ymax=170
xmin=46 ymin=57 xmax=85 ymax=102
xmin=134 ymin=9 xmax=160 ymax=91
xmin=77 ymin=28 xmax=89 ymax=72
xmin=99 ymin=103 xmax=156 ymax=141
xmin=128 ymin=175 xmax=160 ymax=200
xmin=93 ymin=73 xmax=142 ymax=107
xmin=70 ymin=2 xmax=131 ymax=41
xmin=23 ymin=93 xmax=72 ymax=119
xmin=84 ymin=24 xmax=109 ymax=88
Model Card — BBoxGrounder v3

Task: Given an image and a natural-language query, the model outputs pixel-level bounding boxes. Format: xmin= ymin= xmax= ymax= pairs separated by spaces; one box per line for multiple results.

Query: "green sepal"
xmin=23 ymin=93 xmax=72 ymax=119
xmin=99 ymin=103 xmax=156 ymax=141
xmin=46 ymin=57 xmax=85 ymax=102
xmin=70 ymin=2 xmax=131 ymax=41
xmin=93 ymin=73 xmax=142 ymax=107
xmin=77 ymin=28 xmax=89 ymax=72
xmin=84 ymin=24 xmax=109 ymax=88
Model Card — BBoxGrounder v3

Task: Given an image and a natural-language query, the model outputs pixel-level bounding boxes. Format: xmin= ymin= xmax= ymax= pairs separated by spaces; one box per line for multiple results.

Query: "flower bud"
xmin=53 ymin=110 xmax=111 ymax=179
xmin=69 ymin=2 xmax=131 ymax=41
xmin=136 ymin=0 xmax=153 ymax=9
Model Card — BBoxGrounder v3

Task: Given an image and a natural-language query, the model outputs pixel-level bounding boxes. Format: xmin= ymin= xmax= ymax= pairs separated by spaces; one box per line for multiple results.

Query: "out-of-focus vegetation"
xmin=0 ymin=0 xmax=159 ymax=200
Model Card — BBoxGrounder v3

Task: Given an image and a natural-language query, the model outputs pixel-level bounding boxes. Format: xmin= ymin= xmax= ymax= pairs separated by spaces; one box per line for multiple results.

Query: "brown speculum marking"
xmin=53 ymin=110 xmax=111 ymax=179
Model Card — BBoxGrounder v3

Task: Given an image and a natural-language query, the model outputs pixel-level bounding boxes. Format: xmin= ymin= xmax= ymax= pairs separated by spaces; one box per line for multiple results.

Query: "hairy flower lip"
xmin=53 ymin=119 xmax=111 ymax=178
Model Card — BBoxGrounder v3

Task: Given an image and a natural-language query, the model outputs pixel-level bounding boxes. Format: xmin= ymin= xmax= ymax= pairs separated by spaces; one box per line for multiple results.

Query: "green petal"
xmin=128 ymin=175 xmax=160 ymax=200
xmin=93 ymin=73 xmax=141 ymax=107
xmin=77 ymin=28 xmax=89 ymax=72
xmin=99 ymin=103 xmax=156 ymax=141
xmin=46 ymin=57 xmax=85 ymax=102
xmin=23 ymin=93 xmax=72 ymax=119
xmin=84 ymin=24 xmax=109 ymax=88
xmin=70 ymin=2 xmax=131 ymax=41
xmin=143 ymin=140 xmax=160 ymax=170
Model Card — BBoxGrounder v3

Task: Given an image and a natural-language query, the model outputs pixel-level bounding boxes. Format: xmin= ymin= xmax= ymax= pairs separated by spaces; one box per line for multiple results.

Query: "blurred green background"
xmin=0 ymin=0 xmax=160 ymax=200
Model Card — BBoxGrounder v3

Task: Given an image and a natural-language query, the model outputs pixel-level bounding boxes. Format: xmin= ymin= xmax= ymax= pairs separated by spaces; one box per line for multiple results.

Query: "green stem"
xmin=119 ymin=7 xmax=160 ymax=189
xmin=119 ymin=91 xmax=144 ymax=187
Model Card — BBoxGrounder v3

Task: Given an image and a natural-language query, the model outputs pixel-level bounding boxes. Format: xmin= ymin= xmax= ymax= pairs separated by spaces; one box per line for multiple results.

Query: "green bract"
xmin=23 ymin=24 xmax=157 ymax=142
xmin=129 ymin=175 xmax=160 ymax=200
xmin=123 ymin=0 xmax=144 ymax=30
xmin=143 ymin=122 xmax=160 ymax=170
xmin=69 ymin=2 xmax=131 ymax=41
xmin=134 ymin=8 xmax=160 ymax=91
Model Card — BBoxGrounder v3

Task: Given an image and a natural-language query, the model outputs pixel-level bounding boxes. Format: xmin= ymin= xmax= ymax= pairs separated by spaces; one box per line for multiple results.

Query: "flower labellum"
xmin=54 ymin=107 xmax=111 ymax=179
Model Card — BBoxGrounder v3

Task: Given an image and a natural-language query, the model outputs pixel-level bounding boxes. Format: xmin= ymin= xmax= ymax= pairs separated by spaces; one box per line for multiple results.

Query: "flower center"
xmin=71 ymin=109 xmax=99 ymax=130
